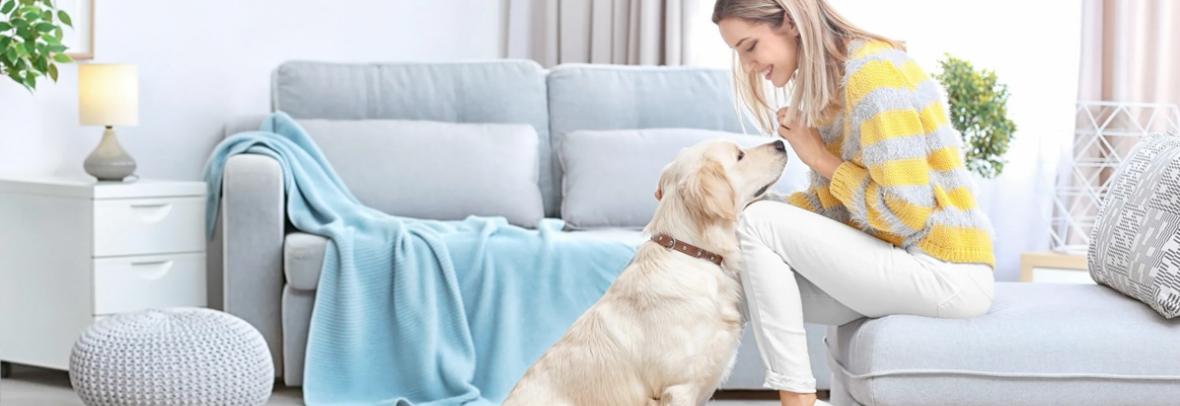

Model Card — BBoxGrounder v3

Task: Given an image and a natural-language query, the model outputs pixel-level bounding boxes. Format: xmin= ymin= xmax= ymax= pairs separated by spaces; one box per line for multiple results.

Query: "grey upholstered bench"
xmin=826 ymin=282 xmax=1180 ymax=406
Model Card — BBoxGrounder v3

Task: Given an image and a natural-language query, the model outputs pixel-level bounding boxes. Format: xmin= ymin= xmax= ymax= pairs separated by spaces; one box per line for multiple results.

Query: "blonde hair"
xmin=712 ymin=0 xmax=903 ymax=133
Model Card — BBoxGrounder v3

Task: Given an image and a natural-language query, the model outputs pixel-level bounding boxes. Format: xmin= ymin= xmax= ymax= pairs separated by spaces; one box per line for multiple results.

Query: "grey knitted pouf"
xmin=70 ymin=308 xmax=274 ymax=406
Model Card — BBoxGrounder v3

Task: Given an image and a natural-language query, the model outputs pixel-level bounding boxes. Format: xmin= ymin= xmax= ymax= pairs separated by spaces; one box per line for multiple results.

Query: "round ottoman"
xmin=70 ymin=308 xmax=274 ymax=406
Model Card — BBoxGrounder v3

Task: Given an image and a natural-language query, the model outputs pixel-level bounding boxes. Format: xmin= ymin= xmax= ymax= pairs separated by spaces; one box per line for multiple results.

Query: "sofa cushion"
xmin=556 ymin=128 xmax=809 ymax=229
xmin=296 ymin=119 xmax=545 ymax=228
xmin=284 ymin=229 xmax=647 ymax=292
xmin=829 ymin=282 xmax=1180 ymax=406
xmin=1088 ymin=134 xmax=1180 ymax=319
xmin=546 ymin=64 xmax=755 ymax=218
xmin=564 ymin=228 xmax=649 ymax=246
xmin=271 ymin=60 xmax=556 ymax=216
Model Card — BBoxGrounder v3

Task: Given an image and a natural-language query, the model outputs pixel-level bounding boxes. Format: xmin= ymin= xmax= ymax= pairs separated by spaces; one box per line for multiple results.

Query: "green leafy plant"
xmin=933 ymin=54 xmax=1016 ymax=179
xmin=0 ymin=0 xmax=73 ymax=91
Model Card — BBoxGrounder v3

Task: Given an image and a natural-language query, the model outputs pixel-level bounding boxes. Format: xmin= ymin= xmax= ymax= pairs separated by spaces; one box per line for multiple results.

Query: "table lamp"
xmin=78 ymin=64 xmax=139 ymax=182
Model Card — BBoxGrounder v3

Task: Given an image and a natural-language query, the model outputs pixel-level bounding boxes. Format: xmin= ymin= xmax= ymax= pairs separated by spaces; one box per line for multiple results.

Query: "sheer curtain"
xmin=1055 ymin=0 xmax=1180 ymax=250
xmin=505 ymin=0 xmax=718 ymax=67
xmin=1079 ymin=0 xmax=1180 ymax=104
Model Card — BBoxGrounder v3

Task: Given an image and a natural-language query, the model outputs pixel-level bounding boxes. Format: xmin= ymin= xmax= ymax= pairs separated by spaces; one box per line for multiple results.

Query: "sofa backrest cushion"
xmin=546 ymin=64 xmax=758 ymax=217
xmin=272 ymin=60 xmax=760 ymax=219
xmin=557 ymin=128 xmax=810 ymax=229
xmin=296 ymin=118 xmax=545 ymax=227
xmin=271 ymin=60 xmax=552 ymax=215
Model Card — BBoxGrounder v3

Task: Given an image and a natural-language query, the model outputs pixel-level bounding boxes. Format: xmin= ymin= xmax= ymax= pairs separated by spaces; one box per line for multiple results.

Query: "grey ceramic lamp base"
xmin=84 ymin=127 xmax=137 ymax=182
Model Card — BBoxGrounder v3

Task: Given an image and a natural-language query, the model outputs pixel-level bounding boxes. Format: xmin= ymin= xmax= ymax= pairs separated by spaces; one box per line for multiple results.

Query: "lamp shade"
xmin=78 ymin=64 xmax=139 ymax=127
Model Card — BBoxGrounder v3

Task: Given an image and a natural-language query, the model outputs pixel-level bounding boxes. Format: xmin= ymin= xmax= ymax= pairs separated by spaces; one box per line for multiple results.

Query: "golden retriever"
xmin=502 ymin=139 xmax=789 ymax=406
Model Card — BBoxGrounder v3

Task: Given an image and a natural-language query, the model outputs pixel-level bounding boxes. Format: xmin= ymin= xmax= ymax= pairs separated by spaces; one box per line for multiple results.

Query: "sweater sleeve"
xmin=785 ymin=188 xmax=822 ymax=213
xmin=828 ymin=60 xmax=937 ymax=241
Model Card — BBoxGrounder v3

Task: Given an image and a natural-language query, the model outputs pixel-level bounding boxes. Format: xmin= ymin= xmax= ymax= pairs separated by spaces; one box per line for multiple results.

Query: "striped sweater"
xmin=783 ymin=39 xmax=996 ymax=267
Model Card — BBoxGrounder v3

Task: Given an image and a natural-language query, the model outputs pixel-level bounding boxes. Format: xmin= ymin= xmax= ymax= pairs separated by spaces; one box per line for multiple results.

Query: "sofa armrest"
xmin=208 ymin=153 xmax=286 ymax=377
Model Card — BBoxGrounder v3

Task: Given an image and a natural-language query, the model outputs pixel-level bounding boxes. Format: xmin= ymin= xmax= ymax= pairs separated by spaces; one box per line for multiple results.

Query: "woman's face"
xmin=718 ymin=17 xmax=798 ymax=88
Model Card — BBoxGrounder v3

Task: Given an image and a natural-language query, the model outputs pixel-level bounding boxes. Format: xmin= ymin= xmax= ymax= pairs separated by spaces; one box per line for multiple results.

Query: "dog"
xmin=502 ymin=139 xmax=789 ymax=406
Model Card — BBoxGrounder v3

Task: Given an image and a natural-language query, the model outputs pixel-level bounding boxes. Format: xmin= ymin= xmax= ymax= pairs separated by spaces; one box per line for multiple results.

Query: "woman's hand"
xmin=776 ymin=107 xmax=843 ymax=179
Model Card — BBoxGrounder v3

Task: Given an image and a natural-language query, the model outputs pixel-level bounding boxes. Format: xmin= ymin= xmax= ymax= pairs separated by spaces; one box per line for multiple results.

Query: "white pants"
xmin=736 ymin=200 xmax=995 ymax=393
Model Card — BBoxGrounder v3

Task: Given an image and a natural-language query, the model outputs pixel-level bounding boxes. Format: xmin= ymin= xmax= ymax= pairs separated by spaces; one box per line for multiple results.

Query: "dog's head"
xmin=654 ymin=139 xmax=788 ymax=229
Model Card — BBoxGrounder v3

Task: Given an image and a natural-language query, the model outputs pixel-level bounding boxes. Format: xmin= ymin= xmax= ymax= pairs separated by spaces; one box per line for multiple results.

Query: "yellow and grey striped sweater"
xmin=783 ymin=39 xmax=996 ymax=268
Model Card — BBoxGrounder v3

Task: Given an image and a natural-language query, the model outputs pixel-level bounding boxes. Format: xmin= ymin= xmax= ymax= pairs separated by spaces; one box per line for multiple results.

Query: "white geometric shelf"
xmin=1051 ymin=101 xmax=1180 ymax=253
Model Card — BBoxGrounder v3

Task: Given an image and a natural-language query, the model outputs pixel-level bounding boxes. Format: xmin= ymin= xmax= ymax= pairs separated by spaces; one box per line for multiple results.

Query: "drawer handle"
xmin=130 ymin=203 xmax=173 ymax=223
xmin=130 ymin=260 xmax=173 ymax=280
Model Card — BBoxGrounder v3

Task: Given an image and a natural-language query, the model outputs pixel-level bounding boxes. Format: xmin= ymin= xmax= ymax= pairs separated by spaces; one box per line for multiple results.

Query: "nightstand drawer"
xmin=93 ymin=253 xmax=207 ymax=315
xmin=93 ymin=197 xmax=205 ymax=256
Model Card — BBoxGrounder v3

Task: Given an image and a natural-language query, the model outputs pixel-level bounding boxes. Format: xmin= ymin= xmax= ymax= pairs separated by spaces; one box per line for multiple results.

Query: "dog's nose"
xmin=773 ymin=140 xmax=785 ymax=152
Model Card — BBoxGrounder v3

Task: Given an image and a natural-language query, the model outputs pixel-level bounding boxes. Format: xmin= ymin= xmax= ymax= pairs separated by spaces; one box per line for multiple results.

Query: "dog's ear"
xmin=680 ymin=160 xmax=738 ymax=225
xmin=655 ymin=163 xmax=675 ymax=201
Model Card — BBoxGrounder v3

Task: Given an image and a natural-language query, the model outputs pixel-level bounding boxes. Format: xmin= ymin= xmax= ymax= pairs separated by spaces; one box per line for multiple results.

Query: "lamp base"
xmin=84 ymin=127 xmax=137 ymax=182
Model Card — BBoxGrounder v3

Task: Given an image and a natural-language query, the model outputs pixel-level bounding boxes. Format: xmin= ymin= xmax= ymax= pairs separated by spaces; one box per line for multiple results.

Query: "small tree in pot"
xmin=933 ymin=54 xmax=1016 ymax=179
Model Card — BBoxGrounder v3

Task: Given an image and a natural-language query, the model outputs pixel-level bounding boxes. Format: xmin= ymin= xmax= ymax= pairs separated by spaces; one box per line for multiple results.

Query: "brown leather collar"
xmin=650 ymin=234 xmax=724 ymax=266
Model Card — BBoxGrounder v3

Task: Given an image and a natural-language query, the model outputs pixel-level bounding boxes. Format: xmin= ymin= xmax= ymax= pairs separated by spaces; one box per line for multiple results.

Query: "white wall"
xmin=0 ymin=0 xmax=505 ymax=180
xmin=0 ymin=0 xmax=1081 ymax=279
xmin=690 ymin=1 xmax=1083 ymax=280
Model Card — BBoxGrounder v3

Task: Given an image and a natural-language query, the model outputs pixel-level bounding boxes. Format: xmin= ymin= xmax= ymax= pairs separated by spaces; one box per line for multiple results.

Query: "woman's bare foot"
xmin=778 ymin=390 xmax=817 ymax=406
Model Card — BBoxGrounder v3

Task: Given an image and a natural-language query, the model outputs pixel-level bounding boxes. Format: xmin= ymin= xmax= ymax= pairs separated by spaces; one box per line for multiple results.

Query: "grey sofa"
xmin=210 ymin=60 xmax=1180 ymax=405
xmin=207 ymin=59 xmax=835 ymax=390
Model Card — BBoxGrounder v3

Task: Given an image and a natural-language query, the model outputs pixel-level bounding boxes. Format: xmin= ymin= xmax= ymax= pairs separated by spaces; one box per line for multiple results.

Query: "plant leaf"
xmin=57 ymin=10 xmax=71 ymax=27
xmin=0 ymin=1 xmax=15 ymax=14
xmin=34 ymin=22 xmax=53 ymax=32
xmin=52 ymin=52 xmax=69 ymax=63
xmin=0 ymin=22 xmax=12 ymax=32
xmin=47 ymin=61 xmax=56 ymax=81
xmin=934 ymin=54 xmax=1015 ymax=178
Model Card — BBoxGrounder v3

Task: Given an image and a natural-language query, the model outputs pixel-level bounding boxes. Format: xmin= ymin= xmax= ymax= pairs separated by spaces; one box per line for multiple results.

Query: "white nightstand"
xmin=1019 ymin=251 xmax=1094 ymax=284
xmin=0 ymin=177 xmax=208 ymax=373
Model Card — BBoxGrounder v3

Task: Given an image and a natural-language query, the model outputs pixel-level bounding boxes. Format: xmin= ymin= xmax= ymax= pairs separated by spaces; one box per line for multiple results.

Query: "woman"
xmin=712 ymin=1 xmax=996 ymax=405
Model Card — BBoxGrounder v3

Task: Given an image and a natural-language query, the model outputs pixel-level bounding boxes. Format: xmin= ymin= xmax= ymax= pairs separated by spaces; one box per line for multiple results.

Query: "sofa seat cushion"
xmin=563 ymin=228 xmax=649 ymax=246
xmin=282 ymin=229 xmax=647 ymax=291
xmin=829 ymin=282 xmax=1180 ymax=406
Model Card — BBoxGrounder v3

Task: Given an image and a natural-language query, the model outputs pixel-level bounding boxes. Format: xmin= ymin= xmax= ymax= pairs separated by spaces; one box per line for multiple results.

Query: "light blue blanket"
xmin=204 ymin=112 xmax=635 ymax=405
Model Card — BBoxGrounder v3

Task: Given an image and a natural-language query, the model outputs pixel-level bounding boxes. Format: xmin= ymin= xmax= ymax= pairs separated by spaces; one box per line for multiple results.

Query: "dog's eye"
xmin=737 ymin=151 xmax=745 ymax=161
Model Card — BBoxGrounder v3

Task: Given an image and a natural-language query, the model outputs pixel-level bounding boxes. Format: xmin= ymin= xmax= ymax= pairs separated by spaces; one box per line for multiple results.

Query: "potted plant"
xmin=933 ymin=54 xmax=1016 ymax=179
xmin=0 ymin=0 xmax=74 ymax=91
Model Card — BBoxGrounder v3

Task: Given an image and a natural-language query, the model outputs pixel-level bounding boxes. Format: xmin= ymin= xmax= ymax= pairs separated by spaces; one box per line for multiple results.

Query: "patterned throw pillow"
xmin=1088 ymin=134 xmax=1180 ymax=319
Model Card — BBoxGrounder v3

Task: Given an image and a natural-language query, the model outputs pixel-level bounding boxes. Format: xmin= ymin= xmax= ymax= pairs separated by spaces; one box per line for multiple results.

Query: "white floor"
xmin=0 ymin=364 xmax=804 ymax=405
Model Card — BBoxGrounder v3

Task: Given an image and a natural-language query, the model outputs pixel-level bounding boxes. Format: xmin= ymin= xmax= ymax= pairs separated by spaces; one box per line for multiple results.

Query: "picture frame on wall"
xmin=60 ymin=0 xmax=94 ymax=60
